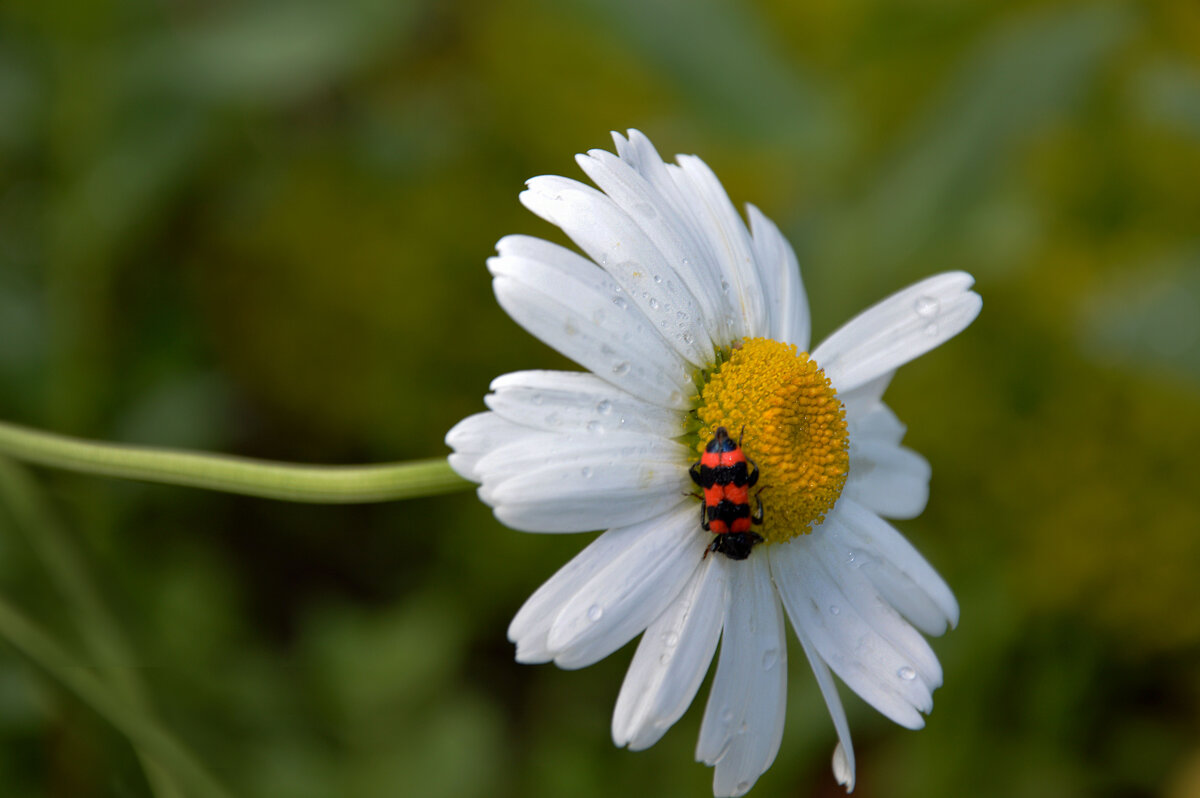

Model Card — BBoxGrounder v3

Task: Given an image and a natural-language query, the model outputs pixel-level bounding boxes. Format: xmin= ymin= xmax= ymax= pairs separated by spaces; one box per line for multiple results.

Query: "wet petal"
xmin=613 ymin=554 xmax=726 ymax=751
xmin=844 ymin=440 xmax=931 ymax=520
xmin=548 ymin=502 xmax=708 ymax=669
xmin=813 ymin=272 xmax=981 ymax=394
xmin=696 ymin=555 xmax=787 ymax=797
xmin=520 ymin=177 xmax=714 ymax=368
xmin=832 ymin=499 xmax=959 ymax=635
xmin=486 ymin=370 xmax=684 ymax=438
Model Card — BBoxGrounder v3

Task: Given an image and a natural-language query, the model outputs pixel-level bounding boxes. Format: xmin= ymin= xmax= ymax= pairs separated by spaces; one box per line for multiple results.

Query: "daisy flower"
xmin=446 ymin=130 xmax=980 ymax=796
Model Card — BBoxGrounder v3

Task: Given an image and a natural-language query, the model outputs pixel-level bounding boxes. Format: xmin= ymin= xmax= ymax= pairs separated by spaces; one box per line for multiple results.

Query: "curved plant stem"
xmin=0 ymin=419 xmax=470 ymax=502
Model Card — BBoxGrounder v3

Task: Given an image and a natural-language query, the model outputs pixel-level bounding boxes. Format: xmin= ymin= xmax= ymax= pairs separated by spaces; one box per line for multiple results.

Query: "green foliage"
xmin=2 ymin=0 xmax=1199 ymax=796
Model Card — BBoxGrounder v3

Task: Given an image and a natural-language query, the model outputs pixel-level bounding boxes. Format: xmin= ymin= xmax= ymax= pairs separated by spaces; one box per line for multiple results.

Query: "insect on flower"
xmin=690 ymin=426 xmax=765 ymax=561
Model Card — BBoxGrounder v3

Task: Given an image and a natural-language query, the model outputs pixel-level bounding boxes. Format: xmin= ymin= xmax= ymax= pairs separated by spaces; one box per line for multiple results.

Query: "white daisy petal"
xmin=838 ymin=370 xmax=896 ymax=419
xmin=443 ymin=412 xmax=527 ymax=481
xmin=486 ymin=370 xmax=684 ymax=438
xmin=548 ymin=502 xmax=707 ymax=669
xmin=772 ymin=534 xmax=931 ymax=729
xmin=846 ymin=401 xmax=906 ymax=447
xmin=813 ymin=272 xmax=982 ymax=394
xmin=844 ymin=441 xmax=931 ymax=520
xmin=832 ymin=742 xmax=855 ymax=792
xmin=610 ymin=130 xmax=737 ymax=344
xmin=490 ymin=236 xmax=693 ymax=408
xmin=784 ymin=610 xmax=856 ymax=793
xmin=833 ymin=499 xmax=959 ymax=635
xmin=575 ymin=149 xmax=726 ymax=353
xmin=612 ymin=555 xmax=726 ymax=751
xmin=669 ymin=156 xmax=770 ymax=340
xmin=509 ymin=521 xmax=655 ymax=663
xmin=478 ymin=433 xmax=690 ymax=533
xmin=746 ymin=203 xmax=810 ymax=350
xmin=520 ymin=177 xmax=714 ymax=368
xmin=696 ymin=556 xmax=787 ymax=797
xmin=809 ymin=519 xmax=943 ymax=690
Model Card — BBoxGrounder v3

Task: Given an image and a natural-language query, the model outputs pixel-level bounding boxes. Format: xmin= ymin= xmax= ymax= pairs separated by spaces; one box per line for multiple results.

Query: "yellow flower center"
xmin=695 ymin=338 xmax=849 ymax=544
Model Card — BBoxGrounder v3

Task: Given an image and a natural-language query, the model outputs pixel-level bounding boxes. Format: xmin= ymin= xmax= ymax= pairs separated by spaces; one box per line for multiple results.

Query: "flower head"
xmin=446 ymin=130 xmax=981 ymax=795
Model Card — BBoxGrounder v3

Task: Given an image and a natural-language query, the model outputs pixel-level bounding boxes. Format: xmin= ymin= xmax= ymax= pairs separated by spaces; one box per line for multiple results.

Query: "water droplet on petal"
xmin=580 ymin=466 xmax=592 ymax=478
xmin=612 ymin=295 xmax=628 ymax=310
xmin=612 ymin=361 xmax=631 ymax=376
xmin=659 ymin=652 xmax=672 ymax=665
xmin=735 ymin=781 xmax=751 ymax=794
xmin=898 ymin=666 xmax=916 ymax=681
xmin=720 ymin=707 xmax=734 ymax=723
xmin=829 ymin=604 xmax=840 ymax=616
xmin=914 ymin=295 xmax=939 ymax=318
xmin=923 ymin=321 xmax=939 ymax=337
xmin=648 ymin=297 xmax=660 ymax=310
xmin=531 ymin=393 xmax=544 ymax=406
xmin=653 ymin=274 xmax=663 ymax=284
xmin=586 ymin=420 xmax=600 ymax=433
xmin=761 ymin=649 xmax=779 ymax=670
xmin=596 ymin=399 xmax=612 ymax=414
xmin=545 ymin=412 xmax=560 ymax=426
xmin=587 ymin=604 xmax=603 ymax=622
xmin=663 ymin=631 xmax=679 ymax=647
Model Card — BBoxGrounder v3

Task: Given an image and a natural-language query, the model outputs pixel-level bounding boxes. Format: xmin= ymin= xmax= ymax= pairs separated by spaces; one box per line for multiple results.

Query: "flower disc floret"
xmin=696 ymin=337 xmax=849 ymax=543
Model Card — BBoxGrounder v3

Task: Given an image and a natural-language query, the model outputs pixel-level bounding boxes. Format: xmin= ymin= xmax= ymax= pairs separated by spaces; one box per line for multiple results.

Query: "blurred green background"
xmin=1 ymin=0 xmax=1199 ymax=796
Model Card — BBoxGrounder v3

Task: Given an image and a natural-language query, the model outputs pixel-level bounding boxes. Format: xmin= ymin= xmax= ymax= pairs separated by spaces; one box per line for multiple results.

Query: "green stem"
xmin=0 ymin=419 xmax=471 ymax=502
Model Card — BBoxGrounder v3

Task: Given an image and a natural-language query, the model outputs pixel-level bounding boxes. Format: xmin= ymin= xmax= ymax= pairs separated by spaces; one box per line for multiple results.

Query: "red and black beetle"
xmin=689 ymin=426 xmax=764 ymax=560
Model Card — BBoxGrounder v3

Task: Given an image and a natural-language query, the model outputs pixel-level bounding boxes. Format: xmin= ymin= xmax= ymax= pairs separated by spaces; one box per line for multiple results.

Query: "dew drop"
xmin=720 ymin=707 xmax=734 ymax=723
xmin=612 ymin=295 xmax=628 ymax=310
xmin=681 ymin=258 xmax=690 ymax=267
xmin=923 ymin=322 xmax=939 ymax=337
xmin=580 ymin=466 xmax=593 ymax=478
xmin=612 ymin=361 xmax=631 ymax=376
xmin=736 ymin=781 xmax=751 ymax=794
xmin=681 ymin=332 xmax=694 ymax=345
xmin=648 ymin=297 xmax=660 ymax=310
xmin=596 ymin=399 xmax=613 ymax=414
xmin=663 ymin=631 xmax=679 ymax=647
xmin=653 ymin=274 xmax=663 ymax=284
xmin=545 ymin=412 xmax=560 ymax=426
xmin=846 ymin=551 xmax=856 ymax=564
xmin=829 ymin=604 xmax=840 ymax=616
xmin=531 ymin=393 xmax=544 ymax=405
xmin=898 ymin=666 xmax=916 ymax=681
xmin=659 ymin=652 xmax=672 ymax=665
xmin=761 ymin=649 xmax=779 ymax=670
xmin=586 ymin=420 xmax=600 ymax=433
xmin=914 ymin=295 xmax=939 ymax=318
xmin=587 ymin=604 xmax=603 ymax=622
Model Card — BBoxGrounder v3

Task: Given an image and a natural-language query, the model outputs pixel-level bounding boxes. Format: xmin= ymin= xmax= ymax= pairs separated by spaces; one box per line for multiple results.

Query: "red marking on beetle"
xmin=689 ymin=426 xmax=764 ymax=560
